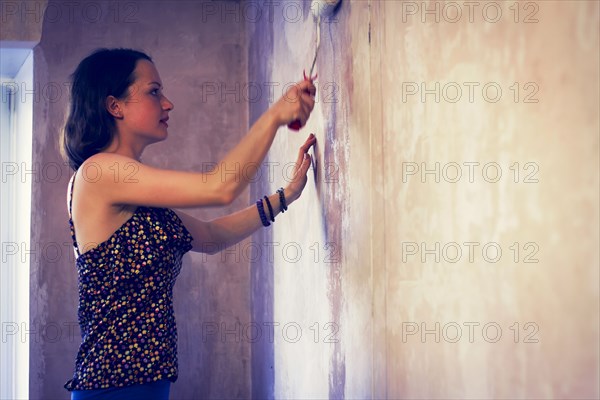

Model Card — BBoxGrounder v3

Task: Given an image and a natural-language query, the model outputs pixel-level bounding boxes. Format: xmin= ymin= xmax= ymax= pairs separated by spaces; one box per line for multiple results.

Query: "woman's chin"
xmin=159 ymin=123 xmax=169 ymax=137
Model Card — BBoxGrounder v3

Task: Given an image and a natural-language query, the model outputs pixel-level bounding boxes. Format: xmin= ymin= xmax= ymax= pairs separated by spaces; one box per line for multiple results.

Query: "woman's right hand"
xmin=269 ymin=79 xmax=317 ymax=128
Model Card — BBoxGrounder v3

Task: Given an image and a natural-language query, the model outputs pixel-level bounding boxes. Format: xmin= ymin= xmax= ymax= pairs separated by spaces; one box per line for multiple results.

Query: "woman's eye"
xmin=151 ymin=89 xmax=161 ymax=95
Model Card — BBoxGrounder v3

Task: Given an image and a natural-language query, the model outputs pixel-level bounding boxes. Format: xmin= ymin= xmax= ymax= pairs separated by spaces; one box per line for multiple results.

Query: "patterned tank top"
xmin=64 ymin=170 xmax=194 ymax=391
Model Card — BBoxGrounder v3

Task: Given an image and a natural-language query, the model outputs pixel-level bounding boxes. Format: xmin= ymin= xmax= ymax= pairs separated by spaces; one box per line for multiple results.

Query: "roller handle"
xmin=288 ymin=70 xmax=318 ymax=131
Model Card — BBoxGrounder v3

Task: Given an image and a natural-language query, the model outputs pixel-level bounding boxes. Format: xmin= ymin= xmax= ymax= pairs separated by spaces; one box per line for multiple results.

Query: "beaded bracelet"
xmin=276 ymin=187 xmax=288 ymax=213
xmin=256 ymin=199 xmax=270 ymax=227
xmin=264 ymin=195 xmax=275 ymax=222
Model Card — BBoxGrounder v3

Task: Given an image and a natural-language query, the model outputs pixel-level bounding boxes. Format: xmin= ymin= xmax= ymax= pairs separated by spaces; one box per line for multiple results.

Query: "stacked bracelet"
xmin=256 ymin=199 xmax=270 ymax=227
xmin=277 ymin=187 xmax=288 ymax=213
xmin=256 ymin=189 xmax=288 ymax=228
xmin=264 ymin=196 xmax=275 ymax=222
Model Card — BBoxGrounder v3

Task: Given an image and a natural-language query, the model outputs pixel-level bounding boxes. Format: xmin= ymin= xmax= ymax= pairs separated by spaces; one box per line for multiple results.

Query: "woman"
xmin=60 ymin=48 xmax=317 ymax=399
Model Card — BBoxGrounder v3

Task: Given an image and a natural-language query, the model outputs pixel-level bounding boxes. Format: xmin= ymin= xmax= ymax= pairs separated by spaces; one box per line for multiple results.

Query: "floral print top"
xmin=64 ymin=171 xmax=194 ymax=391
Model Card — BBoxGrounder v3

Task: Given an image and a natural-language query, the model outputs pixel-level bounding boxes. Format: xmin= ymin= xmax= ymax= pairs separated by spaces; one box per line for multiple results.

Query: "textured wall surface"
xmin=250 ymin=0 xmax=599 ymax=398
xmin=30 ymin=1 xmax=250 ymax=398
xmin=376 ymin=1 xmax=599 ymax=398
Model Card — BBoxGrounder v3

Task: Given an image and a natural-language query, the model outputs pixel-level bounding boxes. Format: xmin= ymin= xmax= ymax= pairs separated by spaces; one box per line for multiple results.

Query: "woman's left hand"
xmin=285 ymin=133 xmax=317 ymax=203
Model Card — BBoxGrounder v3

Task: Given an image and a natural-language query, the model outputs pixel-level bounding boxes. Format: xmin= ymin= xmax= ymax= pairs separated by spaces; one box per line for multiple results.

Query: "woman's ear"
xmin=105 ymin=95 xmax=123 ymax=119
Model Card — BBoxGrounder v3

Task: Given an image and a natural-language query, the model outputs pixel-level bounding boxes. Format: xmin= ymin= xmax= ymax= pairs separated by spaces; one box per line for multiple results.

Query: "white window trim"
xmin=1 ymin=49 xmax=32 ymax=400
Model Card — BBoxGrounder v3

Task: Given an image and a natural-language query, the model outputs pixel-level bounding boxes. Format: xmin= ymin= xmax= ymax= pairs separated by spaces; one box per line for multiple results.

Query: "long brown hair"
xmin=59 ymin=48 xmax=153 ymax=171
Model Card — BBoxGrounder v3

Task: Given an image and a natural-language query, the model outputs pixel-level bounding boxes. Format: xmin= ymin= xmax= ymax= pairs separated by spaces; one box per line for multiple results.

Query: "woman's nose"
xmin=163 ymin=96 xmax=174 ymax=111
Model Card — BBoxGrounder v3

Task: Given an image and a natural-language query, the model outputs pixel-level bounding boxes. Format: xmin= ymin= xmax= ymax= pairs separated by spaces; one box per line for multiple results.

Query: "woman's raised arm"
xmin=215 ymin=79 xmax=316 ymax=202
xmin=76 ymin=152 xmax=229 ymax=208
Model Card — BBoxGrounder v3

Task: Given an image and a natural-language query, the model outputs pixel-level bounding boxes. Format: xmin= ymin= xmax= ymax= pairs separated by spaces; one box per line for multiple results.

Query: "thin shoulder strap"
xmin=67 ymin=171 xmax=80 ymax=257
xmin=68 ymin=171 xmax=76 ymax=217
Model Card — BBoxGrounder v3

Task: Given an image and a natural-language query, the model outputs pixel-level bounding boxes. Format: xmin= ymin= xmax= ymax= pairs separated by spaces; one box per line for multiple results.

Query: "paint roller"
xmin=288 ymin=0 xmax=342 ymax=131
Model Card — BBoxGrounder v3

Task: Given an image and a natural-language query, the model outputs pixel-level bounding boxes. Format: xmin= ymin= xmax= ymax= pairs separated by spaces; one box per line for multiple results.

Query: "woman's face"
xmin=117 ymin=59 xmax=174 ymax=144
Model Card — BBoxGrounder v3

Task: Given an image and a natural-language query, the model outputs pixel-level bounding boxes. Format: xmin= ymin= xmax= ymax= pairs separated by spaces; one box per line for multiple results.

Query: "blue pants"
xmin=70 ymin=379 xmax=171 ymax=400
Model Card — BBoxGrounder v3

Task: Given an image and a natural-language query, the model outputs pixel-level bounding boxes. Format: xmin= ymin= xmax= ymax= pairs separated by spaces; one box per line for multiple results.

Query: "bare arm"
xmin=77 ymin=152 xmax=230 ymax=208
xmin=172 ymin=134 xmax=316 ymax=254
xmin=216 ymin=80 xmax=316 ymax=203
xmin=173 ymin=187 xmax=296 ymax=255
